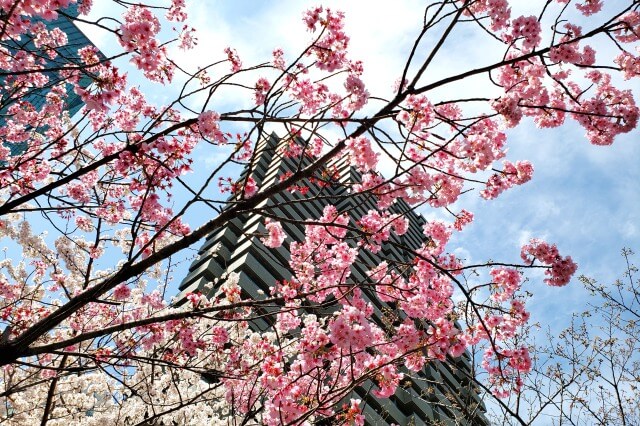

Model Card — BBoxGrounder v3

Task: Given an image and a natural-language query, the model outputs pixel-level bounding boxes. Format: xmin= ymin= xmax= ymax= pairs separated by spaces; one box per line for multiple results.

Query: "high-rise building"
xmin=0 ymin=3 xmax=103 ymax=156
xmin=179 ymin=134 xmax=489 ymax=425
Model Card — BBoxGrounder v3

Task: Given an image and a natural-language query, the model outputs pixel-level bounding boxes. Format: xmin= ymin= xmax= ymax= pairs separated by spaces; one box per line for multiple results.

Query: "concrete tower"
xmin=179 ymin=134 xmax=489 ymax=425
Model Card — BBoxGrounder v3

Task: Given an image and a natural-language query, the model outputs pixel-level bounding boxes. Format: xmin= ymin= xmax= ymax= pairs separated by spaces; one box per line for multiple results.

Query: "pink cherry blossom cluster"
xmin=340 ymin=399 xmax=365 ymax=426
xmin=521 ymin=239 xmax=578 ymax=286
xmin=615 ymin=51 xmax=640 ymax=80
xmin=218 ymin=176 xmax=258 ymax=198
xmin=275 ymin=303 xmax=301 ymax=333
xmin=396 ymin=95 xmax=434 ymax=134
xmin=482 ymin=346 xmax=531 ymax=397
xmin=344 ymin=74 xmax=369 ymax=112
xmin=1 ymin=2 xmax=640 ymax=422
xmin=0 ymin=0 xmax=78 ymax=25
xmin=535 ymin=97 xmax=567 ymax=128
xmin=609 ymin=13 xmax=640 ymax=80
xmin=303 ymin=6 xmax=349 ymax=72
xmin=357 ymin=210 xmax=407 ymax=253
xmin=366 ymin=355 xmax=403 ymax=398
xmin=178 ymin=25 xmax=197 ymax=50
xmin=453 ymin=209 xmax=474 ymax=231
xmin=549 ymin=43 xmax=595 ymax=66
xmin=264 ymin=10 xmax=368 ymax=121
xmin=402 ymin=271 xmax=454 ymax=322
xmin=261 ymin=219 xmax=286 ymax=248
xmin=481 ymin=160 xmax=534 ymax=199
xmin=224 ymin=47 xmax=242 ymax=72
xmin=166 ymin=0 xmax=187 ymax=22
xmin=253 ymin=77 xmax=271 ymax=105
xmin=423 ymin=220 xmax=452 ymax=254
xmin=462 ymin=0 xmax=511 ymax=31
xmin=352 ymin=172 xmax=392 ymax=209
xmin=73 ymin=61 xmax=127 ymax=113
xmin=496 ymin=55 xmax=548 ymax=116
xmin=197 ymin=110 xmax=227 ymax=144
xmin=119 ymin=6 xmax=174 ymax=82
xmin=31 ymin=22 xmax=68 ymax=58
xmin=508 ymin=15 xmax=541 ymax=51
xmin=570 ymin=71 xmax=639 ymax=146
xmin=575 ymin=0 xmax=603 ymax=16
xmin=308 ymin=137 xmax=325 ymax=158
xmin=272 ymin=48 xmax=286 ymax=69
xmin=345 ymin=136 xmax=378 ymax=173
xmin=112 ymin=86 xmax=157 ymax=132
xmin=288 ymin=205 xmax=357 ymax=303
xmin=329 ymin=305 xmax=374 ymax=350
xmin=288 ymin=77 xmax=330 ymax=115
xmin=454 ymin=118 xmax=507 ymax=172
xmin=279 ymin=138 xmax=304 ymax=159
xmin=547 ymin=23 xmax=596 ymax=66
xmin=231 ymin=133 xmax=255 ymax=161
xmin=490 ymin=267 xmax=522 ymax=301
xmin=113 ymin=283 xmax=132 ymax=301
xmin=63 ymin=170 xmax=97 ymax=204
xmin=367 ymin=261 xmax=407 ymax=303
xmin=486 ymin=11 xmax=640 ymax=154
xmin=491 ymin=95 xmax=522 ymax=128
xmin=615 ymin=11 xmax=640 ymax=43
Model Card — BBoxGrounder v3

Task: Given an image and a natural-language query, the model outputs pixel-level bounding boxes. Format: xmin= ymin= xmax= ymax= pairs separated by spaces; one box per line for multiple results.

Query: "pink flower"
xmin=615 ymin=11 xmax=640 ymax=43
xmin=492 ymin=95 xmax=522 ymax=128
xmin=397 ymin=94 xmax=434 ymax=133
xmin=303 ymin=7 xmax=350 ymax=72
xmin=178 ymin=25 xmax=196 ymax=49
xmin=113 ymin=284 xmax=131 ymax=301
xmin=261 ymin=219 xmax=286 ymax=248
xmin=615 ymin=52 xmax=640 ymax=80
xmin=166 ymin=0 xmax=187 ymax=21
xmin=244 ymin=177 xmax=258 ymax=197
xmin=521 ymin=239 xmax=577 ymax=286
xmin=345 ymin=136 xmax=378 ymax=172
xmin=343 ymin=399 xmax=365 ymax=426
xmin=575 ymin=0 xmax=603 ymax=16
xmin=481 ymin=160 xmax=534 ymax=199
xmin=453 ymin=209 xmax=474 ymax=231
xmin=344 ymin=74 xmax=369 ymax=112
xmin=423 ymin=220 xmax=451 ymax=249
xmin=490 ymin=268 xmax=522 ymax=301
xmin=224 ymin=47 xmax=242 ymax=72
xmin=272 ymin=48 xmax=285 ymax=70
xmin=254 ymin=77 xmax=271 ymax=105
xmin=510 ymin=15 xmax=541 ymax=51
xmin=119 ymin=6 xmax=173 ymax=82
xmin=198 ymin=110 xmax=226 ymax=144
xmin=290 ymin=78 xmax=329 ymax=114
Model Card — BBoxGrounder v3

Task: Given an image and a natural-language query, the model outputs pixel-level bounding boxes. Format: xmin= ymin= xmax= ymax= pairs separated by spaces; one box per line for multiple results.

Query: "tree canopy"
xmin=0 ymin=1 xmax=638 ymax=424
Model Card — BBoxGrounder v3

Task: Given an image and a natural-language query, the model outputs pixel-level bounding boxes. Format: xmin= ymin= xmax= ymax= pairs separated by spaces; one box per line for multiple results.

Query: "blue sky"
xmin=77 ymin=0 xmax=640 ymax=335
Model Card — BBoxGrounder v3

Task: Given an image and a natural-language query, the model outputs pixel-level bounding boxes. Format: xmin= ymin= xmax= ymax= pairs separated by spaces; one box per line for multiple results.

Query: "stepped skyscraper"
xmin=180 ymin=134 xmax=489 ymax=425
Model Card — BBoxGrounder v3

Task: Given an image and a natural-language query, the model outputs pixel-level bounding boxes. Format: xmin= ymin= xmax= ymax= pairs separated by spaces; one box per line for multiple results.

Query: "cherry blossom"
xmin=345 ymin=135 xmax=378 ymax=173
xmin=521 ymin=239 xmax=578 ymax=286
xmin=261 ymin=218 xmax=286 ymax=248
xmin=253 ymin=77 xmax=271 ymax=105
xmin=0 ymin=1 xmax=637 ymax=424
xmin=224 ymin=47 xmax=242 ymax=72
xmin=303 ymin=7 xmax=349 ymax=72
xmin=509 ymin=15 xmax=542 ymax=51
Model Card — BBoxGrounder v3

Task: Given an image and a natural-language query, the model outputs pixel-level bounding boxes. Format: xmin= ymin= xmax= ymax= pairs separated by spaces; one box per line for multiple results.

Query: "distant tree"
xmin=0 ymin=1 xmax=638 ymax=424
xmin=485 ymin=248 xmax=640 ymax=425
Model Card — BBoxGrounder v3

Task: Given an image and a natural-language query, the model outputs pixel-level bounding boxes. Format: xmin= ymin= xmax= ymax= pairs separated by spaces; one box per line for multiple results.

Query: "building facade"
xmin=179 ymin=134 xmax=489 ymax=425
